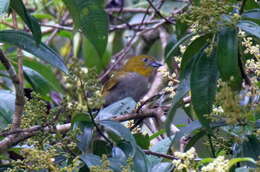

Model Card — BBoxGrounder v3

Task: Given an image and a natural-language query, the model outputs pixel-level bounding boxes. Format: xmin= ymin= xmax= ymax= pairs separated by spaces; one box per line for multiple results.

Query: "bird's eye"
xmin=143 ymin=58 xmax=148 ymax=62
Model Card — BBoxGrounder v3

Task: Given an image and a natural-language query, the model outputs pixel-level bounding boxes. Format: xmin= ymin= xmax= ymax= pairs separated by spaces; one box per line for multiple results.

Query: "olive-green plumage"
xmin=103 ymin=55 xmax=161 ymax=105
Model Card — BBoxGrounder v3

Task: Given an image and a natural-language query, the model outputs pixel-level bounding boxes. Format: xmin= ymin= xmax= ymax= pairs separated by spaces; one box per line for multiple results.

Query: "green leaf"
xmin=77 ymin=127 xmax=93 ymax=153
xmin=0 ymin=0 xmax=10 ymax=15
xmin=185 ymin=128 xmax=207 ymax=151
xmin=151 ymin=162 xmax=173 ymax=172
xmin=96 ymin=97 xmax=136 ymax=120
xmin=63 ymin=0 xmax=108 ymax=57
xmin=197 ymin=158 xmax=213 ymax=168
xmin=98 ymin=120 xmax=136 ymax=155
xmin=237 ymin=20 xmax=260 ymax=38
xmin=93 ymin=140 xmax=112 ymax=156
xmin=23 ymin=58 xmax=62 ymax=92
xmin=244 ymin=0 xmax=260 ymax=11
xmin=176 ymin=19 xmax=189 ymax=40
xmin=191 ymin=50 xmax=218 ymax=128
xmin=133 ymin=133 xmax=150 ymax=149
xmin=108 ymin=157 xmax=125 ymax=172
xmin=83 ymin=37 xmax=110 ymax=73
xmin=165 ymin=33 xmax=195 ymax=69
xmin=216 ymin=27 xmax=242 ymax=90
xmin=180 ymin=33 xmax=212 ymax=79
xmin=241 ymin=136 xmax=260 ymax=162
xmin=80 ymin=153 xmax=101 ymax=167
xmin=109 ymin=147 xmax=127 ymax=172
xmin=0 ymin=30 xmax=68 ymax=73
xmin=193 ymin=0 xmax=200 ymax=6
xmin=10 ymin=0 xmax=42 ymax=44
xmin=147 ymin=136 xmax=174 ymax=165
xmin=242 ymin=9 xmax=260 ymax=25
xmin=228 ymin=158 xmax=256 ymax=170
xmin=23 ymin=67 xmax=55 ymax=98
xmin=133 ymin=146 xmax=148 ymax=172
xmin=171 ymin=120 xmax=202 ymax=150
xmin=0 ymin=90 xmax=15 ymax=129
xmin=71 ymin=112 xmax=92 ymax=130
xmin=149 ymin=129 xmax=165 ymax=141
xmin=235 ymin=167 xmax=254 ymax=172
xmin=111 ymin=146 xmax=126 ymax=159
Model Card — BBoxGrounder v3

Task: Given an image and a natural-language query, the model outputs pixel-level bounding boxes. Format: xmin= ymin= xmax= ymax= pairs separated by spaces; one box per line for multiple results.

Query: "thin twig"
xmin=99 ymin=5 xmax=153 ymax=82
xmin=143 ymin=150 xmax=176 ymax=160
xmin=146 ymin=0 xmax=174 ymax=24
xmin=106 ymin=8 xmax=153 ymax=14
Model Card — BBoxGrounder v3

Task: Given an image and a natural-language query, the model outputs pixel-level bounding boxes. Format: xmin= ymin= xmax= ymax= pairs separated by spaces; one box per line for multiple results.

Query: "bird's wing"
xmin=102 ymin=71 xmax=125 ymax=96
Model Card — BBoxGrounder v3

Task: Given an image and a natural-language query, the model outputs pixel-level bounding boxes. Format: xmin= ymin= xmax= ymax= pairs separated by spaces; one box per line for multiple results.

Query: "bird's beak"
xmin=149 ymin=61 xmax=163 ymax=68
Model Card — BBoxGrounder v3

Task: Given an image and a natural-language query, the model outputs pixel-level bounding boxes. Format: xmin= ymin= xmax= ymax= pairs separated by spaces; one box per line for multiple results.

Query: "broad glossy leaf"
xmin=77 ymin=127 xmax=93 ymax=153
xmin=160 ymin=1 xmax=187 ymax=16
xmin=109 ymin=147 xmax=127 ymax=172
xmin=111 ymin=146 xmax=127 ymax=161
xmin=180 ymin=33 xmax=212 ymax=79
xmin=80 ymin=153 xmax=101 ymax=167
xmin=98 ymin=120 xmax=136 ymax=155
xmin=133 ymin=133 xmax=150 ymax=149
xmin=235 ymin=167 xmax=253 ymax=172
xmin=216 ymin=28 xmax=242 ymax=90
xmin=242 ymin=9 xmax=260 ymax=25
xmin=241 ymin=136 xmax=260 ymax=161
xmin=0 ymin=30 xmax=67 ymax=73
xmin=147 ymin=136 xmax=175 ymax=165
xmin=23 ymin=67 xmax=55 ymax=97
xmin=63 ymin=0 xmax=108 ymax=57
xmin=244 ymin=0 xmax=260 ymax=11
xmin=191 ymin=50 xmax=218 ymax=128
xmin=185 ymin=128 xmax=207 ymax=151
xmin=237 ymin=20 xmax=260 ymax=38
xmin=83 ymin=37 xmax=109 ymax=73
xmin=228 ymin=158 xmax=256 ymax=169
xmin=24 ymin=58 xmax=62 ymax=92
xmin=116 ymin=142 xmax=134 ymax=160
xmin=108 ymin=157 xmax=125 ymax=172
xmin=151 ymin=162 xmax=173 ymax=172
xmin=96 ymin=97 xmax=136 ymax=120
xmin=10 ymin=0 xmax=41 ymax=44
xmin=165 ymin=33 xmax=195 ymax=69
xmin=171 ymin=120 xmax=202 ymax=151
xmin=93 ymin=140 xmax=112 ymax=156
xmin=133 ymin=146 xmax=148 ymax=172
xmin=176 ymin=19 xmax=189 ymax=40
xmin=0 ymin=0 xmax=10 ymax=15
xmin=0 ymin=90 xmax=15 ymax=129
xmin=149 ymin=129 xmax=165 ymax=141
xmin=193 ymin=0 xmax=200 ymax=6
xmin=72 ymin=112 xmax=91 ymax=126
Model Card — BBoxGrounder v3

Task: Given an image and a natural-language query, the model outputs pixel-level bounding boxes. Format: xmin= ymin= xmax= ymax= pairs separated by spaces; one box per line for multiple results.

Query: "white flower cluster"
xmin=201 ymin=156 xmax=229 ymax=172
xmin=242 ymin=37 xmax=260 ymax=59
xmin=246 ymin=59 xmax=260 ymax=77
xmin=179 ymin=45 xmax=187 ymax=54
xmin=158 ymin=67 xmax=179 ymax=98
xmin=172 ymin=147 xmax=197 ymax=171
xmin=212 ymin=105 xmax=224 ymax=114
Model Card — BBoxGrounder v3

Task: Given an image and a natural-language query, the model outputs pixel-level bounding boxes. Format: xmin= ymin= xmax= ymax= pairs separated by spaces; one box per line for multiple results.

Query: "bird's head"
xmin=122 ymin=55 xmax=162 ymax=77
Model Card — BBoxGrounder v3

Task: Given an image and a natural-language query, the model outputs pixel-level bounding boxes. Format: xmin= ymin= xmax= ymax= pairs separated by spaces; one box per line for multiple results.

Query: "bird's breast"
xmin=104 ymin=72 xmax=149 ymax=106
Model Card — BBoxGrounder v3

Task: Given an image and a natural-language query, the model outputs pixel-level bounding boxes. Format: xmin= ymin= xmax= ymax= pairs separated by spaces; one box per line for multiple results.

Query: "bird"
xmin=102 ymin=55 xmax=162 ymax=106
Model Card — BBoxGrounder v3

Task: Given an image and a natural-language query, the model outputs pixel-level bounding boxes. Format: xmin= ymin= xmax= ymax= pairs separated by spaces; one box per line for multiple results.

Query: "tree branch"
xmin=0 ymin=49 xmax=24 ymax=130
